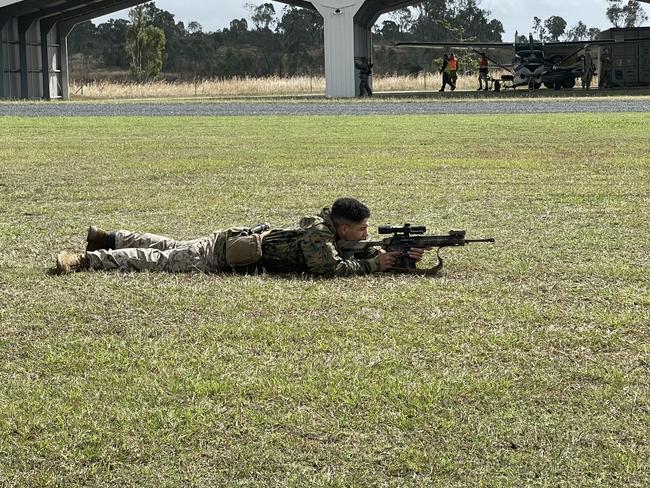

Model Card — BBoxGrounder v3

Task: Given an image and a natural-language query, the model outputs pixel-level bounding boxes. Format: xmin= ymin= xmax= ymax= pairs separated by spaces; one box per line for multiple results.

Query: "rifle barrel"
xmin=465 ymin=238 xmax=495 ymax=243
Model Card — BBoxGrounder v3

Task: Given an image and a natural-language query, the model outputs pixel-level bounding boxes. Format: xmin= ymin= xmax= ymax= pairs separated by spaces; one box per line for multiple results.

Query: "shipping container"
xmin=639 ymin=41 xmax=650 ymax=84
xmin=598 ymin=27 xmax=650 ymax=87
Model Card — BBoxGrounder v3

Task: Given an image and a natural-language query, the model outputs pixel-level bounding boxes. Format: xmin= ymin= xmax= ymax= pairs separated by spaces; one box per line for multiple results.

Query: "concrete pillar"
xmin=59 ymin=21 xmax=75 ymax=100
xmin=311 ymin=0 xmax=365 ymax=97
xmin=18 ymin=16 xmax=33 ymax=99
xmin=40 ymin=20 xmax=56 ymax=100
xmin=0 ymin=18 xmax=8 ymax=99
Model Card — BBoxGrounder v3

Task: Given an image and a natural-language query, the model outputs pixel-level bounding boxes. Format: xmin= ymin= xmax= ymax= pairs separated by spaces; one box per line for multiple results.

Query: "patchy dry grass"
xmin=0 ymin=113 xmax=648 ymax=486
xmin=69 ymin=72 xmax=598 ymax=99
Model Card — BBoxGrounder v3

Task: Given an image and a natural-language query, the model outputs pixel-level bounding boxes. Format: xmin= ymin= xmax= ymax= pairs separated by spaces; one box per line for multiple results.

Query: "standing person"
xmin=478 ymin=52 xmax=489 ymax=91
xmin=449 ymin=52 xmax=459 ymax=91
xmin=580 ymin=50 xmax=595 ymax=90
xmin=354 ymin=57 xmax=373 ymax=97
xmin=439 ymin=54 xmax=452 ymax=92
xmin=55 ymin=198 xmax=430 ymax=277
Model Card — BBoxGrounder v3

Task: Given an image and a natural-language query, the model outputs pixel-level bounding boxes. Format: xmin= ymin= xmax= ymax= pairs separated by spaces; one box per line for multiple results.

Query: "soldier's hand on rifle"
xmin=377 ymin=250 xmax=401 ymax=271
xmin=407 ymin=247 xmax=429 ymax=263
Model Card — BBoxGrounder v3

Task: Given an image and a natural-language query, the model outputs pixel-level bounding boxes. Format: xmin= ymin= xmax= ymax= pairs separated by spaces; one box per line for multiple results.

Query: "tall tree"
xmin=229 ymin=18 xmax=249 ymax=34
xmin=587 ymin=27 xmax=601 ymax=40
xmin=544 ymin=16 xmax=567 ymax=41
xmin=390 ymin=8 xmax=414 ymax=34
xmin=246 ymin=2 xmax=277 ymax=31
xmin=378 ymin=20 xmax=402 ymax=41
xmin=97 ymin=19 xmax=130 ymax=67
xmin=126 ymin=5 xmax=166 ymax=81
xmin=187 ymin=21 xmax=202 ymax=34
xmin=532 ymin=16 xmax=546 ymax=41
xmin=623 ymin=0 xmax=648 ymax=26
xmin=402 ymin=0 xmax=503 ymax=42
xmin=564 ymin=21 xmax=588 ymax=41
xmin=607 ymin=0 xmax=648 ymax=27
xmin=606 ymin=0 xmax=624 ymax=27
xmin=276 ymin=6 xmax=323 ymax=75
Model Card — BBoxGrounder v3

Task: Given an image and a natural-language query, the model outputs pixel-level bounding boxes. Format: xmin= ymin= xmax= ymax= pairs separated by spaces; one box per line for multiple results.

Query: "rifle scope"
xmin=378 ymin=223 xmax=427 ymax=235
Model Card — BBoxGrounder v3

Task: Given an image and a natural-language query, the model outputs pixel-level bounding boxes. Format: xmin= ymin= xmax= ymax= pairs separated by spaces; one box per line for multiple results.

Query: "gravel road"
xmin=1 ymin=98 xmax=649 ymax=117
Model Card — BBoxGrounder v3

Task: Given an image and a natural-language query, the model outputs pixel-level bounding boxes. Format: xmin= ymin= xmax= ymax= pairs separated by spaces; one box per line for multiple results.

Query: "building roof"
xmin=0 ymin=0 xmax=146 ymax=25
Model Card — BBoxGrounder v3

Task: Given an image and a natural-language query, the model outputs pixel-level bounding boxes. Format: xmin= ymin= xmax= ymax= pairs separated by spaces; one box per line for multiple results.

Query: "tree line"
xmin=531 ymin=1 xmax=647 ymax=42
xmin=67 ymin=0 xmax=647 ymax=81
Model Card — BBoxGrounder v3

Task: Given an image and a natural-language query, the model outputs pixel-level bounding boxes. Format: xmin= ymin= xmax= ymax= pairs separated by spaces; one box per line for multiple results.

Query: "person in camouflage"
xmin=55 ymin=198 xmax=427 ymax=277
xmin=354 ymin=57 xmax=373 ymax=97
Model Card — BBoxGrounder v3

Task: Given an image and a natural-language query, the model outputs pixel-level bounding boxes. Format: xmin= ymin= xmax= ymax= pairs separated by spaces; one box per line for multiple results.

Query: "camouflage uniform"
xmin=86 ymin=208 xmax=380 ymax=276
xmin=85 ymin=229 xmax=233 ymax=273
xmin=354 ymin=58 xmax=373 ymax=97
xmin=260 ymin=207 xmax=379 ymax=276
xmin=581 ymin=52 xmax=594 ymax=90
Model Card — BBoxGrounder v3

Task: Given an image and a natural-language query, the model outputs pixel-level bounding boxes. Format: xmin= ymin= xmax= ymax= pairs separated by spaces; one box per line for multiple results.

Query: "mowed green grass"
xmin=0 ymin=112 xmax=648 ymax=487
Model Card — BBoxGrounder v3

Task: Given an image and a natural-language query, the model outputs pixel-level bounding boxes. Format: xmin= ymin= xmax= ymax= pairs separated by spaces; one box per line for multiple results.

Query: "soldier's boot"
xmin=86 ymin=225 xmax=113 ymax=251
xmin=56 ymin=252 xmax=90 ymax=275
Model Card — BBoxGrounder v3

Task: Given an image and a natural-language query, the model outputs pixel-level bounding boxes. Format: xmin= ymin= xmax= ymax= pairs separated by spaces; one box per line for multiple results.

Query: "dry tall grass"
xmin=70 ymin=73 xmax=492 ymax=99
xmin=70 ymin=72 xmax=596 ymax=99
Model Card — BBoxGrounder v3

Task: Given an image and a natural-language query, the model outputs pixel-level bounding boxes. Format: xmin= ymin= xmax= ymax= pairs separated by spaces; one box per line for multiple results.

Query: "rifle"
xmin=338 ymin=223 xmax=495 ymax=276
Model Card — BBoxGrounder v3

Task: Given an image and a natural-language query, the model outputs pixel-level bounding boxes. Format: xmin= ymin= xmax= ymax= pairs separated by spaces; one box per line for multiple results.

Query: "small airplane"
xmin=396 ymin=33 xmax=650 ymax=90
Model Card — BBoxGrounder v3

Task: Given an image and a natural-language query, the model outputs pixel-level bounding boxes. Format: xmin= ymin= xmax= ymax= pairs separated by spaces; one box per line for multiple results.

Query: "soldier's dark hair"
xmin=331 ymin=197 xmax=370 ymax=226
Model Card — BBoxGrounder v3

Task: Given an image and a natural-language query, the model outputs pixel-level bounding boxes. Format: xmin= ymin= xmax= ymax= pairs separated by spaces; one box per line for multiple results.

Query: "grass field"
xmin=0 ymin=111 xmax=648 ymax=486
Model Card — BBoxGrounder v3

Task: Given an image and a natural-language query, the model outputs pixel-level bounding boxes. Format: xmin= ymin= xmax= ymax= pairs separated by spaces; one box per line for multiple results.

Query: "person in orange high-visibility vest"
xmin=478 ymin=53 xmax=489 ymax=91
xmin=448 ymin=53 xmax=459 ymax=91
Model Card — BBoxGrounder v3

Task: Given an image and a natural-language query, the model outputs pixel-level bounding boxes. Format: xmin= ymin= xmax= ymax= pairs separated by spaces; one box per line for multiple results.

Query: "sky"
xmin=95 ymin=1 xmax=640 ymax=40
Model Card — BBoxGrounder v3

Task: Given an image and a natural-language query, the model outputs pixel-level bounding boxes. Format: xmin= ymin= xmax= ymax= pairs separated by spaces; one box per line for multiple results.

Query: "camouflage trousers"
xmin=86 ymin=229 xmax=235 ymax=273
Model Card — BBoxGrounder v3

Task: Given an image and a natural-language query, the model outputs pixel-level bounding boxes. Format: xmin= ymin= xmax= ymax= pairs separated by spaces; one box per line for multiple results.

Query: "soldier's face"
xmin=337 ymin=218 xmax=369 ymax=241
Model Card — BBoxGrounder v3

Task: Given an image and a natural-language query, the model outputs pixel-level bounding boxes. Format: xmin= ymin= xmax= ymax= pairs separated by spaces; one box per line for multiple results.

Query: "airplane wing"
xmin=395 ymin=41 xmax=515 ymax=73
xmin=544 ymin=37 xmax=650 ymax=47
xmin=395 ymin=41 xmax=512 ymax=49
xmin=397 ymin=37 xmax=650 ymax=52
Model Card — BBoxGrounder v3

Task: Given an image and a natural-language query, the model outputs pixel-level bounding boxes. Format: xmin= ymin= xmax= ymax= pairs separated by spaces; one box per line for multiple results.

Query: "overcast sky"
xmin=95 ymin=1 xmax=639 ymax=40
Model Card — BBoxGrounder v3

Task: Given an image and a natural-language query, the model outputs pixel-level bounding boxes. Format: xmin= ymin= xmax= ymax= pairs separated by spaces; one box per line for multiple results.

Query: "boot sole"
xmin=86 ymin=225 xmax=105 ymax=252
xmin=56 ymin=253 xmax=70 ymax=275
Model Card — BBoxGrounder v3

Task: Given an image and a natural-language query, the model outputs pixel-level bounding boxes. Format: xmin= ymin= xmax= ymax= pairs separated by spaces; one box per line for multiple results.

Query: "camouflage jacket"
xmin=260 ymin=207 xmax=379 ymax=277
